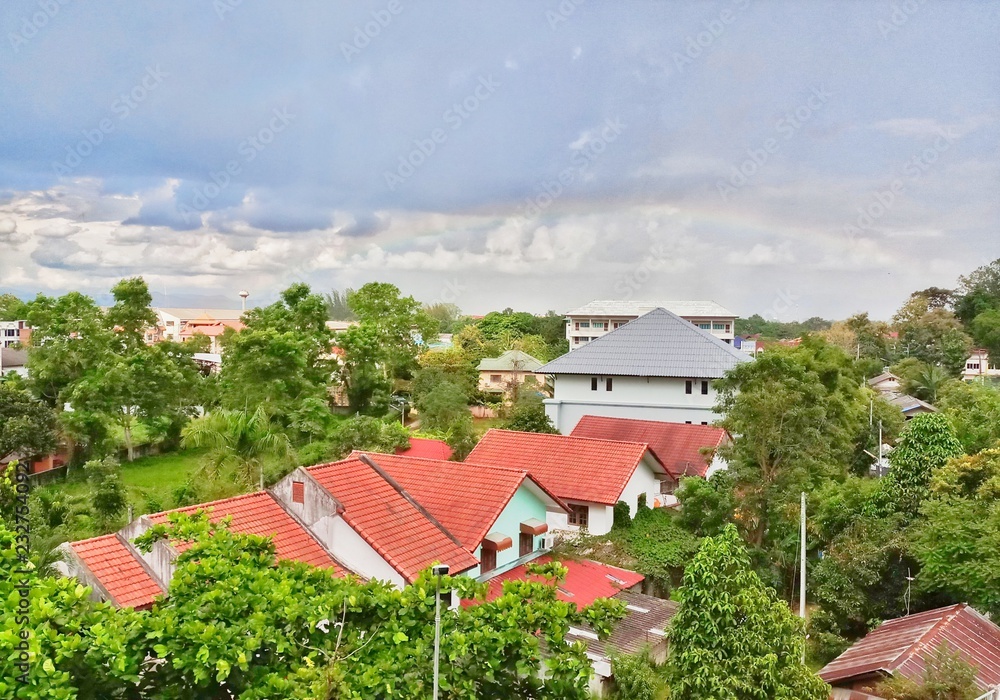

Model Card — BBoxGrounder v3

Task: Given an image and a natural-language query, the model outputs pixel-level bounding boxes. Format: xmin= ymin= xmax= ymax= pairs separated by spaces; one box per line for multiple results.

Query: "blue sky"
xmin=1 ymin=0 xmax=997 ymax=319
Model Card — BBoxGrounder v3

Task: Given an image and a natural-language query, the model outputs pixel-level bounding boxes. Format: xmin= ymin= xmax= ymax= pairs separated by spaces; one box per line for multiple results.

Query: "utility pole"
xmin=431 ymin=564 xmax=449 ymax=699
xmin=799 ymin=492 xmax=807 ymax=621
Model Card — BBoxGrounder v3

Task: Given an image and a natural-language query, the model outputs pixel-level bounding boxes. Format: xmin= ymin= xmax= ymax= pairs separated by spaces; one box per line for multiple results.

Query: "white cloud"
xmin=726 ymin=243 xmax=795 ymax=266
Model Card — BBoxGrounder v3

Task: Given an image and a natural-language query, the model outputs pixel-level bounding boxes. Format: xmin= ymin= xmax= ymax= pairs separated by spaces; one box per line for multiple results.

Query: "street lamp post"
xmin=431 ymin=564 xmax=449 ymax=700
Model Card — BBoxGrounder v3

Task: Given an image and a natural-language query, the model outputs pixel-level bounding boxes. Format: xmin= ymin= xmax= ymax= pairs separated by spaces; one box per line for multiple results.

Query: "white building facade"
xmin=564 ymin=300 xmax=736 ymax=350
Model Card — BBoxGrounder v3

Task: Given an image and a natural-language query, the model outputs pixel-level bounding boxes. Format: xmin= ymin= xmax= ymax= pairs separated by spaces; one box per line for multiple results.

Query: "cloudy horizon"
xmin=1 ymin=1 xmax=998 ymax=321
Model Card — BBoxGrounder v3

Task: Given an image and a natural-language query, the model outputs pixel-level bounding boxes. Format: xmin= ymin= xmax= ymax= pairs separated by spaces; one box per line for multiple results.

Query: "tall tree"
xmin=954 ymin=257 xmax=1000 ymax=324
xmin=104 ymin=276 xmax=157 ymax=352
xmin=346 ymin=282 xmax=438 ymax=380
xmin=893 ymin=293 xmax=972 ymax=375
xmin=0 ymin=293 xmax=27 ymax=321
xmin=0 ymin=382 xmax=57 ymax=462
xmin=665 ymin=525 xmax=829 ymax=700
xmin=324 ymin=287 xmax=356 ymax=321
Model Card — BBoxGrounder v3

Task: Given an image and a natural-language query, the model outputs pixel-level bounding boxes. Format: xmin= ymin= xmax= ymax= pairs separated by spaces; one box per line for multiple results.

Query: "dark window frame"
xmin=519 ymin=532 xmax=534 ymax=557
xmin=481 ymin=548 xmax=497 ymax=573
xmin=685 ymin=380 xmax=693 ymax=394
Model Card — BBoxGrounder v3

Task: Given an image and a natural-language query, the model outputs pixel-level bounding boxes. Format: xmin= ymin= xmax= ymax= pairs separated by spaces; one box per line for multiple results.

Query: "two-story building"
xmin=477 ymin=350 xmax=545 ymax=397
xmin=540 ymin=307 xmax=751 ymax=432
xmin=0 ymin=320 xmax=30 ymax=348
xmin=963 ymin=349 xmax=1000 ymax=381
xmin=153 ymin=308 xmax=245 ymax=342
xmin=564 ymin=300 xmax=735 ymax=350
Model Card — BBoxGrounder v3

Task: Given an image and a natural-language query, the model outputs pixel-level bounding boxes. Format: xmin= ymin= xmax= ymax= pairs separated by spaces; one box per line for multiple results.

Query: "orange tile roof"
xmin=307 ymin=456 xmax=479 ymax=582
xmin=149 ymin=492 xmax=342 ymax=572
xmin=70 ymin=534 xmax=163 ymax=609
xmin=570 ymin=415 xmax=727 ymax=479
xmin=480 ymin=555 xmax=644 ymax=606
xmin=360 ymin=452 xmax=566 ymax=551
xmin=819 ymin=604 xmax=1000 ymax=689
xmin=466 ymin=430 xmax=664 ymax=506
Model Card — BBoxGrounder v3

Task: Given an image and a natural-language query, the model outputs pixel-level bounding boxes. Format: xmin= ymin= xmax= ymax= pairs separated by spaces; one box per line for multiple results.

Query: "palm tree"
xmin=909 ymin=364 xmax=950 ymax=403
xmin=182 ymin=407 xmax=292 ymax=488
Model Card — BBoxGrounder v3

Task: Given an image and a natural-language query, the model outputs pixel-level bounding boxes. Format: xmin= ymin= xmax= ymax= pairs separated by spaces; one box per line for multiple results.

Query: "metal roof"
xmin=476 ymin=350 xmax=544 ymax=372
xmin=819 ymin=604 xmax=1000 ymax=689
xmin=565 ymin=299 xmax=735 ymax=318
xmin=538 ymin=307 xmax=751 ymax=378
xmin=881 ymin=391 xmax=937 ymax=414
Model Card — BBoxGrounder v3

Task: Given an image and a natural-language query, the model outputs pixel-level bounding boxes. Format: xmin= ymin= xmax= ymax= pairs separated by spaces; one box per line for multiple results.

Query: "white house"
xmin=963 ymin=349 xmax=1000 ymax=381
xmin=0 ymin=320 xmax=29 ymax=348
xmin=466 ymin=429 xmax=671 ymax=536
xmin=153 ymin=308 xmax=245 ymax=342
xmin=476 ymin=349 xmax=545 ymax=396
xmin=564 ymin=300 xmax=736 ymax=350
xmin=539 ymin=307 xmax=752 ymax=432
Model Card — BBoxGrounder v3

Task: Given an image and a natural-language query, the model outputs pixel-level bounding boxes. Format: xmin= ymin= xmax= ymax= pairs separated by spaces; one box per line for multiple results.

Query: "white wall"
xmin=326 ymin=516 xmax=406 ymax=588
xmin=618 ymin=454 xmax=668 ymax=518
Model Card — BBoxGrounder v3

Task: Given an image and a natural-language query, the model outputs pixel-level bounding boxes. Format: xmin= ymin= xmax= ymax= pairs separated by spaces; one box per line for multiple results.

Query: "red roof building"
xmin=65 ymin=534 xmax=164 ymax=610
xmin=395 ymin=437 xmax=453 ymax=461
xmin=570 ymin=415 xmax=728 ymax=479
xmin=819 ymin=604 xmax=1000 ymax=693
xmin=306 ymin=455 xmax=479 ymax=583
xmin=479 ymin=554 xmax=644 ymax=606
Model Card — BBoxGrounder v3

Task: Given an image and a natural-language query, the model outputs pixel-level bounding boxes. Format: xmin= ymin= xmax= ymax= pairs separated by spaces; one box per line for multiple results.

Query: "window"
xmin=701 ymin=421 xmax=708 ymax=425
xmin=712 ymin=322 xmax=726 ymax=330
xmin=701 ymin=380 xmax=709 ymax=395
xmin=574 ymin=322 xmax=580 ymax=331
xmin=568 ymin=504 xmax=589 ymax=528
xmin=574 ymin=337 xmax=581 ymax=344
xmin=591 ymin=377 xmax=598 ymax=391
xmin=519 ymin=532 xmax=534 ymax=557
xmin=698 ymin=322 xmax=711 ymax=330
xmin=606 ymin=377 xmax=613 ymax=391
xmin=685 ymin=380 xmax=693 ymax=394
xmin=725 ymin=324 xmax=731 ymax=332
xmin=593 ymin=322 xmax=605 ymax=330
xmin=579 ymin=321 xmax=590 ymax=328
xmin=613 ymin=321 xmax=625 ymax=329
xmin=490 ymin=374 xmax=502 ymax=383
xmin=4 ymin=329 xmax=15 ymax=337
xmin=481 ymin=548 xmax=497 ymax=573
xmin=685 ymin=420 xmax=692 ymax=424
xmin=291 ymin=481 xmax=305 ymax=504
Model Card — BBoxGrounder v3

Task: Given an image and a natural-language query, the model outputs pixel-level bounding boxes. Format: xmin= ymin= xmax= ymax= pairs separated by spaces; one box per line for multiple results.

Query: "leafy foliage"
xmin=937 ymin=380 xmax=1000 ymax=453
xmin=664 ymin=525 xmax=829 ymax=700
xmin=892 ymin=293 xmax=972 ymax=376
xmin=182 ymin=407 xmax=292 ymax=487
xmin=619 ymin=507 xmax=701 ymax=594
xmin=0 ymin=382 xmax=57 ymax=462
xmin=503 ymin=394 xmax=558 ymax=434
xmin=874 ymin=643 xmax=982 ymax=700
xmin=328 ymin=415 xmax=411 ymax=460
xmin=609 ymin=651 xmax=665 ymax=700
xmin=866 ymin=413 xmax=964 ymax=519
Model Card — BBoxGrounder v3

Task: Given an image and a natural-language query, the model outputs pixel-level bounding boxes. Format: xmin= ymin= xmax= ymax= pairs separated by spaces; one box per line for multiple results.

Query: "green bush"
xmin=610 ymin=651 xmax=664 ymax=700
xmin=612 ymin=501 xmax=632 ymax=530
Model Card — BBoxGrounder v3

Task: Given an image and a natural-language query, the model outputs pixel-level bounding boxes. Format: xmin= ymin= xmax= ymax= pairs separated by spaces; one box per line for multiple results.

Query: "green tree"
xmin=347 ymin=282 xmax=438 ymax=380
xmin=415 ymin=350 xmax=479 ymax=396
xmin=476 ymin=309 xmax=538 ymax=340
xmin=424 ymin=302 xmax=461 ymax=333
xmin=904 ymin=363 xmax=952 ymax=403
xmin=874 ymin=642 xmax=982 ymax=700
xmin=328 ymin=414 xmax=411 ymax=459
xmin=324 ymin=287 xmax=356 ymax=321
xmin=665 ymin=525 xmax=828 ymax=700
xmin=504 ymin=394 xmax=558 ymax=434
xmin=970 ymin=308 xmax=1000 ymax=361
xmin=893 ymin=293 xmax=972 ymax=375
xmin=337 ymin=323 xmax=392 ymax=416
xmin=954 ymin=257 xmax=1000 ymax=325
xmin=609 ymin=651 xmax=664 ymax=700
xmin=452 ymin=324 xmax=501 ymax=365
xmin=182 ymin=407 xmax=292 ymax=487
xmin=866 ymin=413 xmax=964 ymax=520
xmin=0 ymin=382 xmax=57 ymax=462
xmin=104 ymin=276 xmax=157 ymax=352
xmin=444 ymin=412 xmax=478 ymax=460
xmin=937 ymin=380 xmax=1000 ymax=453
xmin=0 ymin=293 xmax=27 ymax=321
xmin=86 ymin=456 xmax=129 ymax=527
xmin=416 ymin=381 xmax=469 ymax=432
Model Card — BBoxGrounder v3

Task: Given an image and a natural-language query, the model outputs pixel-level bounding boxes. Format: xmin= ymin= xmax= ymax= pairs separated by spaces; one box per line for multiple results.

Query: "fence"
xmin=974 ymin=687 xmax=1000 ymax=700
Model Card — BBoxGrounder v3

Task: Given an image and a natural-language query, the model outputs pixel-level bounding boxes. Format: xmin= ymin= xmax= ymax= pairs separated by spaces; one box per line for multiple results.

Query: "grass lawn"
xmin=473 ymin=417 xmax=505 ymax=436
xmin=59 ymin=448 xmax=210 ymax=510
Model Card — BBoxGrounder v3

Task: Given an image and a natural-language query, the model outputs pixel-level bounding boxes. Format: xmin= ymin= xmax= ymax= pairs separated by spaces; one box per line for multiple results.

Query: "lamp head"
xmin=431 ymin=564 xmax=449 ymax=577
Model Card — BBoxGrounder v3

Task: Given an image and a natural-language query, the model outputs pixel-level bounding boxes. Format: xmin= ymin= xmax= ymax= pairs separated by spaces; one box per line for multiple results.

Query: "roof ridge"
xmin=884 ymin=605 xmax=964 ymax=671
xmin=114 ymin=531 xmax=168 ymax=594
xmin=485 ymin=428 xmax=651 ymax=452
xmin=156 ymin=489 xmax=268 ymax=517
xmin=355 ymin=454 xmax=466 ymax=550
xmin=366 ymin=450 xmax=529 ymax=476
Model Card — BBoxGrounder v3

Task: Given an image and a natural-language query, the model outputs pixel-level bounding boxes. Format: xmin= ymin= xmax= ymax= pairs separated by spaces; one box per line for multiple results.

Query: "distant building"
xmin=540 ymin=307 xmax=751 ymax=431
xmin=867 ymin=372 xmax=937 ymax=420
xmin=963 ymin=349 xmax=1000 ymax=381
xmin=0 ymin=320 xmax=29 ymax=348
xmin=477 ymin=350 xmax=544 ymax=396
xmin=153 ymin=308 xmax=244 ymax=342
xmin=178 ymin=319 xmax=244 ymax=353
xmin=564 ymin=300 xmax=736 ymax=350
xmin=0 ymin=347 xmax=27 ymax=378
xmin=732 ymin=335 xmax=761 ymax=356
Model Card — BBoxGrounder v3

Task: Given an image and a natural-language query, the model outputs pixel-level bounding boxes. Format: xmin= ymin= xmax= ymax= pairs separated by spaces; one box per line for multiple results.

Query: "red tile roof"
xmin=179 ymin=319 xmax=244 ymax=337
xmin=819 ymin=604 xmax=1000 ymax=689
xmin=70 ymin=534 xmax=163 ymax=609
xmin=359 ymin=452 xmax=566 ymax=551
xmin=149 ymin=492 xmax=343 ymax=573
xmin=465 ymin=429 xmax=664 ymax=505
xmin=480 ymin=555 xmax=644 ymax=607
xmin=570 ymin=415 xmax=727 ymax=479
xmin=395 ymin=437 xmax=453 ymax=461
xmin=307 ymin=456 xmax=478 ymax=582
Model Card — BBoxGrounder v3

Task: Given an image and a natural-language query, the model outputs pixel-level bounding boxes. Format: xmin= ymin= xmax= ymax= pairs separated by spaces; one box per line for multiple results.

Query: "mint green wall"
xmin=466 ymin=483 xmax=548 ymax=578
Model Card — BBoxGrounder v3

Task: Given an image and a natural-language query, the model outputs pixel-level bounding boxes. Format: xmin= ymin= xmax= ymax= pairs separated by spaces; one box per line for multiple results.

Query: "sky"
xmin=1 ymin=1 xmax=998 ymax=320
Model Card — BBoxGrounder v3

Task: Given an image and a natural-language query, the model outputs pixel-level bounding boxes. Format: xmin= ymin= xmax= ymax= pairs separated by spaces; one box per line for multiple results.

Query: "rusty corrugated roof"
xmin=819 ymin=604 xmax=1000 ymax=690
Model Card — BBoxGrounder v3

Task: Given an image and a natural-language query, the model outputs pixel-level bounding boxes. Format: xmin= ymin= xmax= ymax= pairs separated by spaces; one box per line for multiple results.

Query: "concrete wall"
xmin=618 ymin=454 xmax=668 ymax=518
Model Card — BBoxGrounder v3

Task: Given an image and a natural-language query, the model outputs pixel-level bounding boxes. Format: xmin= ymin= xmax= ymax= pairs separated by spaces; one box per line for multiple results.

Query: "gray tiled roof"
xmin=538 ymin=307 xmax=751 ymax=378
xmin=476 ymin=350 xmax=544 ymax=372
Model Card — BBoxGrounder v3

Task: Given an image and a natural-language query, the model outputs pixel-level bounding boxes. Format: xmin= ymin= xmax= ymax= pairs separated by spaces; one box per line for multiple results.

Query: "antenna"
xmin=904 ymin=568 xmax=914 ymax=616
